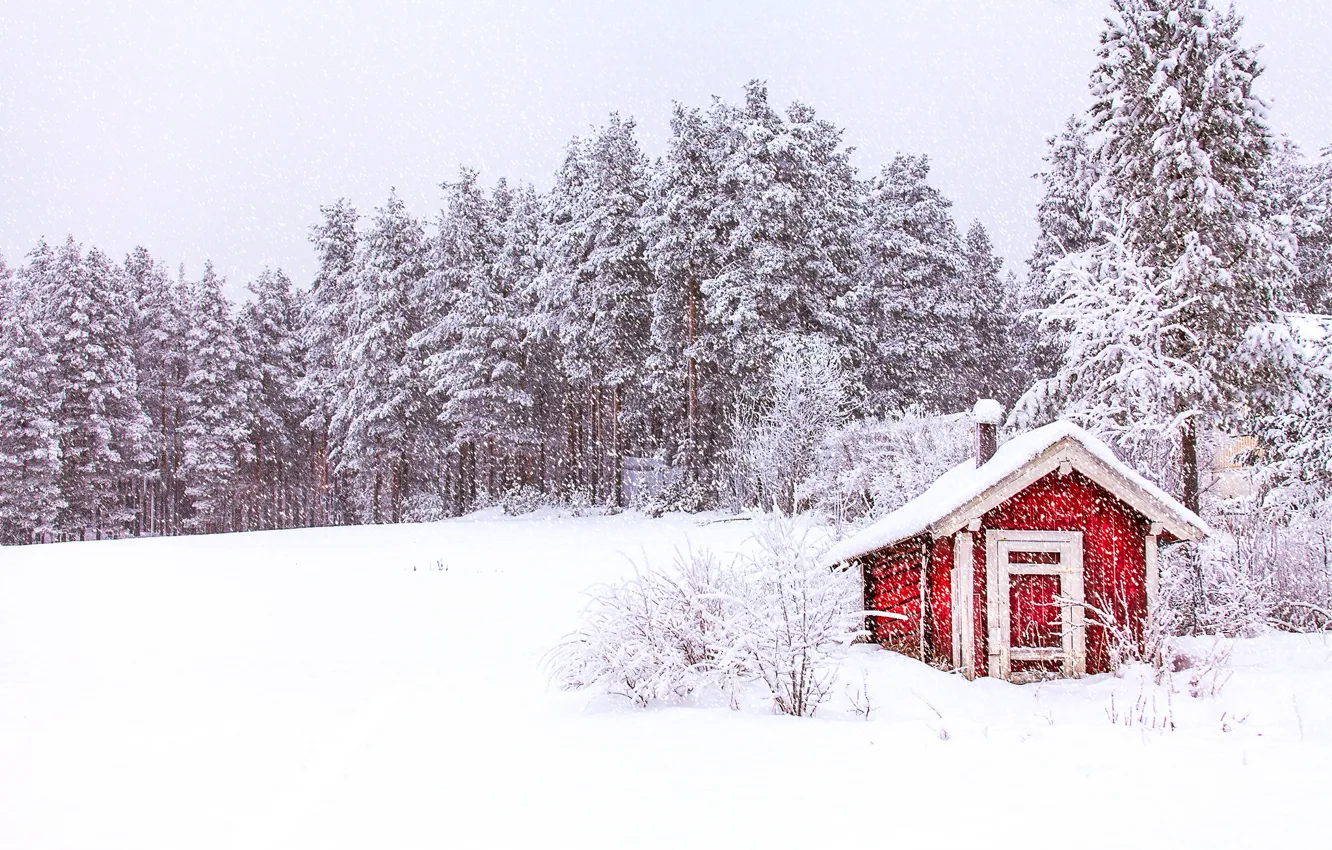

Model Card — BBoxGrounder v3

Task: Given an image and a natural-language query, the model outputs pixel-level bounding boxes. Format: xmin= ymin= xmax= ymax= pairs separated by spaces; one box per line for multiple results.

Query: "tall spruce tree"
xmin=0 ymin=255 xmax=62 ymax=543
xmin=541 ymin=115 xmax=655 ymax=503
xmin=855 ymin=153 xmax=969 ymax=413
xmin=1027 ymin=115 xmax=1100 ymax=304
xmin=239 ymin=268 xmax=309 ymax=529
xmin=1024 ymin=0 xmax=1296 ymax=515
xmin=1265 ymin=139 xmax=1332 ymax=313
xmin=645 ymin=100 xmax=728 ymax=481
xmin=124 ymin=247 xmax=189 ymax=535
xmin=495 ymin=182 xmax=548 ymax=493
xmin=302 ymin=199 xmax=360 ymax=524
xmin=180 ymin=262 xmax=251 ymax=533
xmin=423 ymin=175 xmax=531 ymax=504
xmin=647 ymin=82 xmax=862 ymax=487
xmin=959 ymin=220 xmax=1018 ymax=403
xmin=701 ymin=83 xmax=861 ymax=402
xmin=40 ymin=239 xmax=149 ymax=538
xmin=1022 ymin=116 xmax=1102 ymax=383
xmin=336 ymin=191 xmax=430 ymax=523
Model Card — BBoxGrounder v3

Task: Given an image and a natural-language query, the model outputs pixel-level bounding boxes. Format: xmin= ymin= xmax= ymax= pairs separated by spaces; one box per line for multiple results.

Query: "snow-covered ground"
xmin=2 ymin=512 xmax=1328 ymax=849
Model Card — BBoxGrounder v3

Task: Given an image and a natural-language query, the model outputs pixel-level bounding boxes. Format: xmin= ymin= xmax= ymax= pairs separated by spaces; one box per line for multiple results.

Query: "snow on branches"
xmin=1014 ymin=212 xmax=1213 ymax=454
xmin=547 ymin=520 xmax=862 ymax=716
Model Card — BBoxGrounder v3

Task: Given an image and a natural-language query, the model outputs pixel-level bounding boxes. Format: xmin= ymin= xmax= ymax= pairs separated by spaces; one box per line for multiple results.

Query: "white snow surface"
xmin=2 ymin=511 xmax=1327 ymax=849
xmin=822 ymin=420 xmax=1209 ymax=566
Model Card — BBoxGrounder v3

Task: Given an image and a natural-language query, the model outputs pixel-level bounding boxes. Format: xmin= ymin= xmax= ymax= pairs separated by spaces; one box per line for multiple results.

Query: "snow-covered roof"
xmin=823 ymin=420 xmax=1209 ymax=567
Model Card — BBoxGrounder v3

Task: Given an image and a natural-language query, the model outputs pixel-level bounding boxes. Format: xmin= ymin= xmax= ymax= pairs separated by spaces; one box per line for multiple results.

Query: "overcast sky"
xmin=3 ymin=0 xmax=1331 ymax=297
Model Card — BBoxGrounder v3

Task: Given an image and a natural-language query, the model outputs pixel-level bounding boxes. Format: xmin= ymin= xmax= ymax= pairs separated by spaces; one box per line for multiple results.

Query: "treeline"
xmin=0 ymin=82 xmax=1023 ymax=543
xmin=7 ymin=0 xmax=1332 ymax=549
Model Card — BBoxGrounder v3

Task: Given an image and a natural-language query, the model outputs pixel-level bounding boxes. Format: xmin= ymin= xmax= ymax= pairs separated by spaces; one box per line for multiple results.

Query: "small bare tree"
xmin=730 ymin=335 xmax=853 ymax=514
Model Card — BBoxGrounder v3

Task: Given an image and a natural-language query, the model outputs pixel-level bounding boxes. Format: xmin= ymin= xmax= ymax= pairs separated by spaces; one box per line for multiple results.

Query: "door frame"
xmin=985 ymin=529 xmax=1086 ymax=682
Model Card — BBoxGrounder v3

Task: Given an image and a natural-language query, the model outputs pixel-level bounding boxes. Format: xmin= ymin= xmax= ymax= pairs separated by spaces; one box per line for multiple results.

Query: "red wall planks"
xmin=864 ymin=541 xmax=926 ymax=658
xmin=978 ymin=469 xmax=1149 ymax=676
xmin=859 ymin=468 xmax=1151 ymax=677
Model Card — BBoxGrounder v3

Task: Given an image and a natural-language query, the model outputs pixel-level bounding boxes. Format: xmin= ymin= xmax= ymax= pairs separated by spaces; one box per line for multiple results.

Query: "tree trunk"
xmin=612 ymin=384 xmax=623 ymax=508
xmin=686 ymin=277 xmax=698 ymax=475
xmin=590 ymin=385 xmax=601 ymax=504
xmin=1181 ymin=417 xmax=1199 ymax=515
xmin=1181 ymin=417 xmax=1203 ymax=634
xmin=372 ymin=469 xmax=382 ymax=525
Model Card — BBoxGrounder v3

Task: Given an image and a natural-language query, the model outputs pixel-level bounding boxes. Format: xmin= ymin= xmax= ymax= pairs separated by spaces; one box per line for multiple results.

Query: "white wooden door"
xmin=985 ymin=530 xmax=1086 ymax=682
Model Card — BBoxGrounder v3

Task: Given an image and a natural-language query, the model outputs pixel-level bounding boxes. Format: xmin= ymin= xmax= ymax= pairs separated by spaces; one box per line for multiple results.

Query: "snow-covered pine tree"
xmin=301 ymin=199 xmax=360 ymax=525
xmin=179 ymin=262 xmax=251 ymax=533
xmin=0 ymin=255 xmax=62 ymax=543
xmin=1265 ymin=139 xmax=1332 ymax=314
xmin=958 ymin=220 xmax=1020 ymax=403
xmin=1025 ymin=0 xmax=1297 ymax=514
xmin=123 ymin=247 xmax=190 ymax=535
xmin=494 ymin=182 xmax=549 ymax=499
xmin=1022 ymin=115 xmax=1102 ymax=383
xmin=1014 ymin=210 xmax=1208 ymax=493
xmin=540 ymin=115 xmax=655 ymax=505
xmin=419 ymin=173 xmax=530 ymax=509
xmin=38 ymin=239 xmax=150 ymax=539
xmin=701 ymin=82 xmax=861 ymax=408
xmin=855 ymin=153 xmax=968 ymax=413
xmin=1296 ymin=150 xmax=1332 ymax=314
xmin=1027 ymin=115 xmax=1100 ymax=306
xmin=1246 ymin=314 xmax=1332 ymax=521
xmin=336 ymin=191 xmax=430 ymax=523
xmin=239 ymin=268 xmax=310 ymax=529
xmin=645 ymin=100 xmax=728 ymax=484
xmin=647 ymin=82 xmax=862 ymax=488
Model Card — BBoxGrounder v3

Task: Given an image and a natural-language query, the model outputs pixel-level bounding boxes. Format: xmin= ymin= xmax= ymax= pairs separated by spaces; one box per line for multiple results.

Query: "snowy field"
xmin=2 ymin=513 xmax=1328 ymax=849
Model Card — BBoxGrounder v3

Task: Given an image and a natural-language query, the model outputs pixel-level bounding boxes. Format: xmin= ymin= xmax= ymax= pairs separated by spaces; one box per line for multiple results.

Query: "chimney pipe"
xmin=973 ymin=399 xmax=1004 ymax=468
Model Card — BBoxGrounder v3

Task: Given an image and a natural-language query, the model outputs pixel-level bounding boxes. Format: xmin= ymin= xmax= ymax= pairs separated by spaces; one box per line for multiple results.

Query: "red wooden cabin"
xmin=825 ymin=402 xmax=1209 ymax=682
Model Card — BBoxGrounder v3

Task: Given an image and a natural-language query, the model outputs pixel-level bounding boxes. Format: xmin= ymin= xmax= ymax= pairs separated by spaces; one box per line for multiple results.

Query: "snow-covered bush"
xmin=804 ymin=408 xmax=971 ymax=526
xmin=546 ymin=546 xmax=738 ymax=706
xmin=499 ymin=484 xmax=549 ymax=516
xmin=727 ymin=522 xmax=863 ymax=716
xmin=640 ymin=475 xmax=710 ymax=518
xmin=548 ymin=520 xmax=863 ymax=716
xmin=400 ymin=492 xmax=449 ymax=523
xmin=1157 ymin=511 xmax=1332 ymax=637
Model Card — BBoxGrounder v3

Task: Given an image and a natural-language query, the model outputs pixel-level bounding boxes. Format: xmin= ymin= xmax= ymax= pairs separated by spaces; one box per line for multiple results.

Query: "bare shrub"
xmin=547 ymin=520 xmax=863 ymax=717
xmin=545 ymin=546 xmax=737 ymax=706
xmin=1182 ymin=639 xmax=1234 ymax=698
xmin=1080 ymin=595 xmax=1171 ymax=677
xmin=803 ymin=407 xmax=971 ymax=530
xmin=845 ymin=671 xmax=875 ymax=720
xmin=727 ymin=521 xmax=864 ymax=716
xmin=1158 ymin=510 xmax=1332 ymax=637
xmin=1105 ymin=681 xmax=1175 ymax=731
